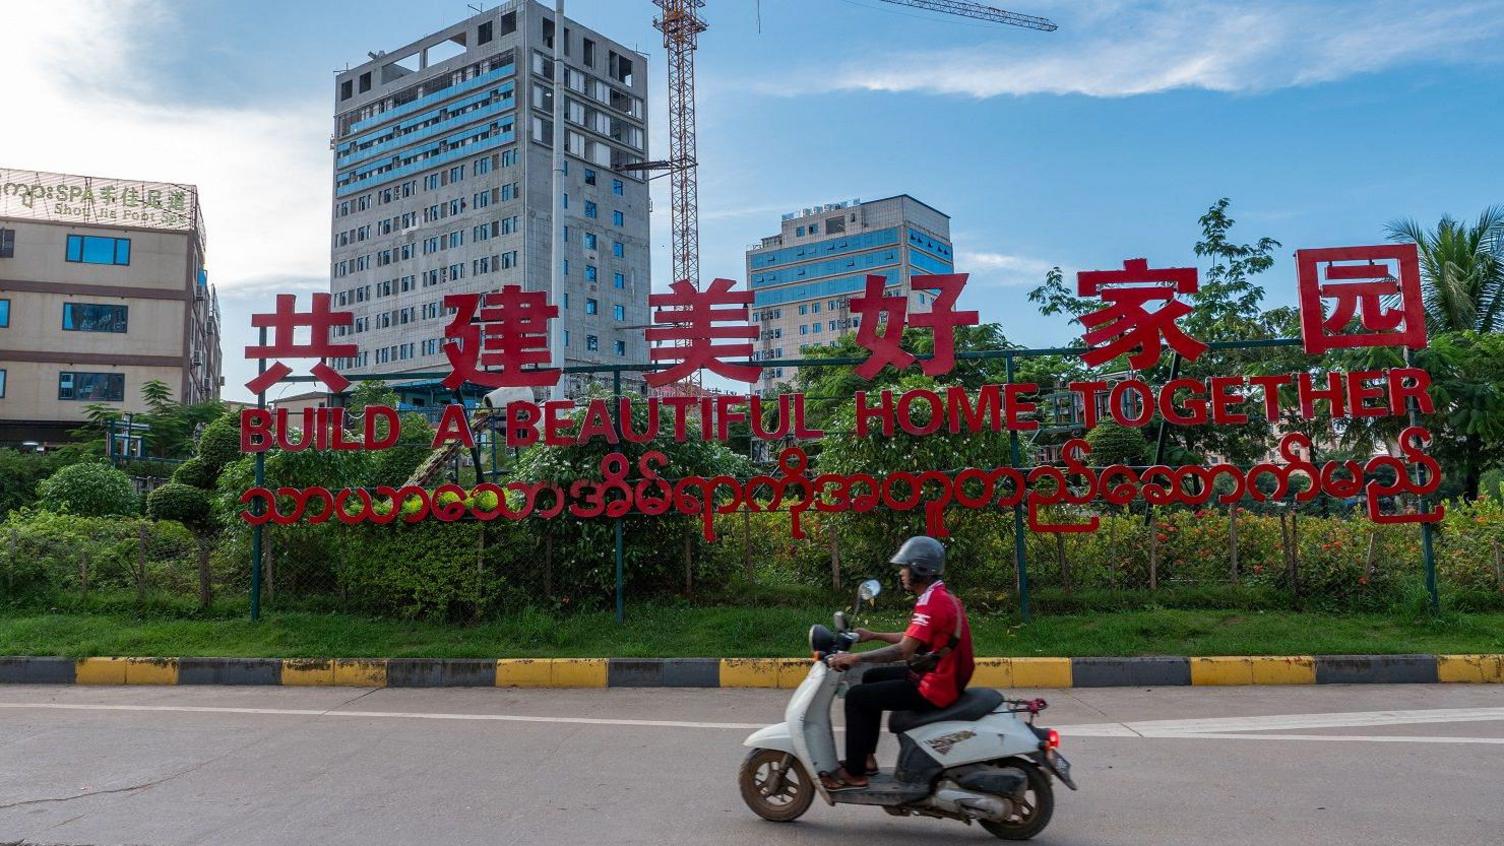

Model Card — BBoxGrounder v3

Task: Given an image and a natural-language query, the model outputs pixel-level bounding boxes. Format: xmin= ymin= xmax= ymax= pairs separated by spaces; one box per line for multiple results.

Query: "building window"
xmin=586 ymin=334 xmax=599 ymax=352
xmin=584 ymin=201 xmax=597 ymax=219
xmin=612 ymin=179 xmax=624 ymax=196
xmin=613 ymin=304 xmax=625 ymax=320
xmin=0 ymin=228 xmax=13 ymax=258
xmin=0 ymin=299 xmax=8 ymax=327
xmin=585 ymin=297 xmax=598 ymax=314
xmin=584 ymin=168 xmax=596 ymax=185
xmin=65 ymin=235 xmax=131 ymax=266
xmin=612 ymin=241 xmax=624 ymax=258
xmin=58 ymin=371 xmax=125 ymax=402
xmin=612 ymin=210 xmax=624 ymax=226
xmin=563 ymin=329 xmax=570 ymax=346
xmin=613 ymin=339 xmax=626 ymax=356
xmin=584 ymin=233 xmax=597 ymax=250
xmin=585 ymin=265 xmax=598 ymax=283
xmin=62 ymin=303 xmax=128 ymax=333
xmin=613 ymin=272 xmax=625 ymax=289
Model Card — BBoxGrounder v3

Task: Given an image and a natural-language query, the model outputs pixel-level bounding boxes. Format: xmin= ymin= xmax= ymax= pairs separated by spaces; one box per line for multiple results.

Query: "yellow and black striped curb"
xmin=0 ymin=655 xmax=1500 ymax=687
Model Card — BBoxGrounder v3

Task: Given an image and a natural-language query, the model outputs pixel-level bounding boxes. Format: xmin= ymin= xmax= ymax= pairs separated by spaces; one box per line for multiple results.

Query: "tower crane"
xmin=618 ymin=0 xmax=1056 ymax=390
xmin=406 ymin=1 xmax=1055 ymax=487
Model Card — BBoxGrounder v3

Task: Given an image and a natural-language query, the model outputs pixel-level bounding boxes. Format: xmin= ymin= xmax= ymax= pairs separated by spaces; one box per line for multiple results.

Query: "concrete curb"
xmin=0 ymin=655 xmax=1499 ymax=688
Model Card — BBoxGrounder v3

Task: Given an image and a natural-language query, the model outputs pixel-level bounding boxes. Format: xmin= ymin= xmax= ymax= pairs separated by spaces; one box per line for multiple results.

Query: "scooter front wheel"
xmin=739 ymin=748 xmax=815 ymax=822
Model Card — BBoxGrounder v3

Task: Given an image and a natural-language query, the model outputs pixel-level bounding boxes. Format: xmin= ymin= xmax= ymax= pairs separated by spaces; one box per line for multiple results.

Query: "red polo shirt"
xmin=904 ymin=580 xmax=974 ymax=708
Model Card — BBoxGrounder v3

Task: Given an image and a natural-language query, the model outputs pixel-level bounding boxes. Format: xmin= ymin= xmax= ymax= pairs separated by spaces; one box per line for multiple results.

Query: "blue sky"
xmin=5 ymin=0 xmax=1502 ymax=401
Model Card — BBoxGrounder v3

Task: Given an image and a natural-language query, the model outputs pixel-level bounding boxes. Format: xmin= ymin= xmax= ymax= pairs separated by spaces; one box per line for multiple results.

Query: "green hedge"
xmin=0 ymin=510 xmax=197 ymax=606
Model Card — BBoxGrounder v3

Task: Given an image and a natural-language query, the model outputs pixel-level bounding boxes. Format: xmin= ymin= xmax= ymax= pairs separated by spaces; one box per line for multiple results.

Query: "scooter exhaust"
xmin=928 ymin=785 xmax=1015 ymax=822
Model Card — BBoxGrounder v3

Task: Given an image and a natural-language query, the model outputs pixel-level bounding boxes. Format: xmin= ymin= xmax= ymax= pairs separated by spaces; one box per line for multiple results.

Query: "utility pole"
xmin=549 ymin=0 xmax=567 ymax=401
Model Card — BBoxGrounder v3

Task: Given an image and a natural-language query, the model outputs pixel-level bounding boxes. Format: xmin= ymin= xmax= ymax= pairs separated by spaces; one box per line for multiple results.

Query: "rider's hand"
xmin=854 ymin=627 xmax=875 ymax=643
xmin=828 ymin=652 xmax=861 ymax=671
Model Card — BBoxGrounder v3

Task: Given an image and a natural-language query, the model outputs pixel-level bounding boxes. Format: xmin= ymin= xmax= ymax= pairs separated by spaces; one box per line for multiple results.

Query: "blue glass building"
xmin=744 ymin=195 xmax=954 ymax=393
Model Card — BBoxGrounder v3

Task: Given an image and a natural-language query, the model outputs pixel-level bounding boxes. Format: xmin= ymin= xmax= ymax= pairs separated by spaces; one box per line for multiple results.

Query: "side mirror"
xmin=857 ymin=578 xmax=882 ymax=604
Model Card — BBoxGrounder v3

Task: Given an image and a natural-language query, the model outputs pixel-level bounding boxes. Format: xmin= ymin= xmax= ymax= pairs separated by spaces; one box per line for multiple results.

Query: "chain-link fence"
xmin=210 ymin=343 xmax=1484 ymax=622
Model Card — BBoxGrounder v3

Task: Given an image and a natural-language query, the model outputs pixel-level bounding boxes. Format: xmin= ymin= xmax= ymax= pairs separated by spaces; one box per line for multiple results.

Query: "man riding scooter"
xmin=822 ymin=535 xmax=974 ymax=791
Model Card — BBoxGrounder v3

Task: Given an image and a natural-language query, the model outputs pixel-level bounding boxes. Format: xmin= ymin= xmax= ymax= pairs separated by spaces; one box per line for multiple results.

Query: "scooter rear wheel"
xmin=979 ymin=761 xmax=1054 ymax=840
xmin=739 ymin=748 xmax=815 ymax=822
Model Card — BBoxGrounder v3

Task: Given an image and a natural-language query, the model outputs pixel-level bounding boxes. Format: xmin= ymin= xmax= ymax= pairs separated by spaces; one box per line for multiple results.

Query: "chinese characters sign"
xmin=1077 ymin=258 xmax=1207 ymax=369
xmin=0 ymin=168 xmax=198 ymax=232
xmin=238 ymin=244 xmax=1444 ymax=536
xmin=1296 ymin=244 xmax=1426 ymax=354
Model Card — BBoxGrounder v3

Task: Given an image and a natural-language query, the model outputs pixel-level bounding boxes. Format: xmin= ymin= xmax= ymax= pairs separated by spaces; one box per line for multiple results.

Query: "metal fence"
xmin=236 ymin=336 xmax=1456 ymax=623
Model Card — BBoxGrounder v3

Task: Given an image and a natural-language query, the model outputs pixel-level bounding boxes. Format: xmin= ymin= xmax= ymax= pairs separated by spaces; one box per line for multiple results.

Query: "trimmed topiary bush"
xmin=195 ymin=414 xmax=242 ymax=474
xmin=36 ymin=462 xmax=137 ymax=517
xmin=147 ymin=482 xmax=212 ymax=529
xmin=171 ymin=457 xmax=217 ymax=490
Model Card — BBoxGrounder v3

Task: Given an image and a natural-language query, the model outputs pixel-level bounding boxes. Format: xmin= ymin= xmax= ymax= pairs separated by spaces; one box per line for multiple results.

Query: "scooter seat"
xmin=889 ymin=687 xmax=1004 ymax=734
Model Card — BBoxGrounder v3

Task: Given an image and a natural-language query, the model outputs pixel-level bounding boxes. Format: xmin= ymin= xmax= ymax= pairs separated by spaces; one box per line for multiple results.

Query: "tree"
xmin=1028 ymin=198 xmax=1287 ymax=466
xmin=140 ymin=379 xmax=175 ymax=414
xmin=1184 ymin=198 xmax=1280 ymax=342
xmin=1386 ymin=206 xmax=1504 ymax=334
xmin=147 ymin=481 xmax=217 ymax=608
xmin=1084 ymin=421 xmax=1150 ymax=466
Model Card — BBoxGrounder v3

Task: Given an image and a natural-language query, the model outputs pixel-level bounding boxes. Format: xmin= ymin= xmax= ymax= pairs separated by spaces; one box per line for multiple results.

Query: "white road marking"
xmin=1057 ymin=707 xmax=1504 ymax=737
xmin=1 ymin=703 xmax=1502 ymax=745
xmin=0 ymin=702 xmax=766 ymax=730
xmin=1136 ymin=733 xmax=1504 ymax=745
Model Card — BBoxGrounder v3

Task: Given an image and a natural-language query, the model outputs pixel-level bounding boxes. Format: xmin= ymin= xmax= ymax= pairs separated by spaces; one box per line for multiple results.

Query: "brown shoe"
xmin=819 ymin=767 xmax=870 ymax=790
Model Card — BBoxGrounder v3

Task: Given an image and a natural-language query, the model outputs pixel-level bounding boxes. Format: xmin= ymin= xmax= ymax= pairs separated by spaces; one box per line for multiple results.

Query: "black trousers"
xmin=843 ymin=666 xmax=933 ymax=773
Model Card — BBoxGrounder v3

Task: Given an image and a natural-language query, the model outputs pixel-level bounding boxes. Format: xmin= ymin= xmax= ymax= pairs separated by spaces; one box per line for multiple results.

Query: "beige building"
xmin=0 ymin=168 xmax=221 ymax=448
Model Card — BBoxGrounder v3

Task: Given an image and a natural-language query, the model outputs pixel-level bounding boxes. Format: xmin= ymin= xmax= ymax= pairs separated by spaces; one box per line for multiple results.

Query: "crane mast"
xmin=626 ymin=0 xmax=1054 ymax=392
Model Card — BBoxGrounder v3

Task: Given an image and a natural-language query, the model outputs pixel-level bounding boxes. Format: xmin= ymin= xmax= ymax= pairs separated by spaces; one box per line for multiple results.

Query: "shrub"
xmin=196 ymin=414 xmax=242 ymax=473
xmin=171 ymin=457 xmax=217 ymax=490
xmin=1084 ymin=422 xmax=1150 ymax=466
xmin=0 ymin=448 xmax=66 ymax=516
xmin=365 ymin=412 xmax=434 ymax=486
xmin=331 ymin=520 xmax=526 ymax=620
xmin=0 ymin=510 xmax=196 ymax=607
xmin=36 ymin=462 xmax=137 ymax=517
xmin=147 ymin=483 xmax=213 ymax=529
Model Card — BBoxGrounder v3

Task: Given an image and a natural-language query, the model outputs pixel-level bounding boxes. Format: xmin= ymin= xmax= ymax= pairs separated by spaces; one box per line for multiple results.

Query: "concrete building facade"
xmin=0 ymin=168 xmax=221 ymax=448
xmin=329 ymin=0 xmax=651 ymax=397
xmin=745 ymin=195 xmax=954 ymax=392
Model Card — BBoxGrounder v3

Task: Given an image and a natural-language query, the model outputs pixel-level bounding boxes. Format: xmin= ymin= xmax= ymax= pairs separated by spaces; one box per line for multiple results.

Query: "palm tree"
xmin=1385 ymin=206 xmax=1504 ymax=334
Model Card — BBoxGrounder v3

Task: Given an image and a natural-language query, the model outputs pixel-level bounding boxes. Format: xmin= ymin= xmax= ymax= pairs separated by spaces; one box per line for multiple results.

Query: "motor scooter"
xmin=738 ymin=579 xmax=1076 ymax=840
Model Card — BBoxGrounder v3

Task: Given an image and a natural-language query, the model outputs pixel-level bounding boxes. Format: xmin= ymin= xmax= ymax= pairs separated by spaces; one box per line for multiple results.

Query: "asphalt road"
xmin=1 ymin=683 xmax=1501 ymax=846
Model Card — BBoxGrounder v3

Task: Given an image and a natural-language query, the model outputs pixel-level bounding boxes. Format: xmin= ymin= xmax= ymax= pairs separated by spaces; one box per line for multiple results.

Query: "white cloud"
xmin=1 ymin=0 xmax=330 ymax=294
xmin=800 ymin=0 xmax=1504 ymax=99
xmin=957 ymin=250 xmax=1058 ymax=286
